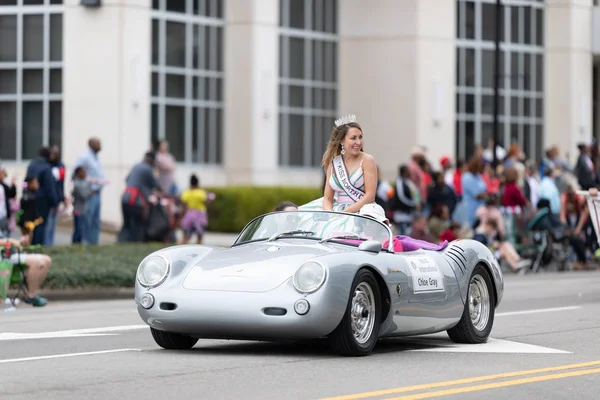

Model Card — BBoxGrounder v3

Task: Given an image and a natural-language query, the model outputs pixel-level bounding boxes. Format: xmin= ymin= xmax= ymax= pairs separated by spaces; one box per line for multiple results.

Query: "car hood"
xmin=181 ymin=240 xmax=337 ymax=292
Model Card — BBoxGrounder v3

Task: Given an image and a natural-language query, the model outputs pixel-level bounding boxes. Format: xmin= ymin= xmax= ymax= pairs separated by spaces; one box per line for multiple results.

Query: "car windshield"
xmin=234 ymin=210 xmax=392 ymax=248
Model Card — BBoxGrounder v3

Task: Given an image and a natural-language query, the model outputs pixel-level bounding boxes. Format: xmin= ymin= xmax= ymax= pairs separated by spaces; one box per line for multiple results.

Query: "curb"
xmin=55 ymin=219 xmax=238 ymax=247
xmin=56 ymin=218 xmax=240 ymax=239
xmin=38 ymin=287 xmax=135 ymax=301
xmin=56 ymin=217 xmax=120 ymax=235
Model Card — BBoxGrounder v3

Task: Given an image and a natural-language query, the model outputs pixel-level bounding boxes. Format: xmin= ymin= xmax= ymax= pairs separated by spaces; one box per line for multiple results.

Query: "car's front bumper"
xmin=135 ymin=280 xmax=348 ymax=340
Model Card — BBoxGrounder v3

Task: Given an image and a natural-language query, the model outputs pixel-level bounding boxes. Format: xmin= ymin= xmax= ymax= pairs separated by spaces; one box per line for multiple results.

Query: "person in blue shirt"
xmin=74 ymin=138 xmax=106 ymax=245
xmin=460 ymin=156 xmax=488 ymax=227
xmin=538 ymin=165 xmax=561 ymax=215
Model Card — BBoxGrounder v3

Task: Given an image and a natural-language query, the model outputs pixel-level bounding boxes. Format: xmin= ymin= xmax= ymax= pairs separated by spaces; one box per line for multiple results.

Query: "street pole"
xmin=492 ymin=0 xmax=502 ymax=168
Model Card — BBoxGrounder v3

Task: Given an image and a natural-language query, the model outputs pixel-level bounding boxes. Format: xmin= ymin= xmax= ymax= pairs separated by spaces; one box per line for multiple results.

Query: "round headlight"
xmin=293 ymin=261 xmax=326 ymax=293
xmin=137 ymin=255 xmax=170 ymax=288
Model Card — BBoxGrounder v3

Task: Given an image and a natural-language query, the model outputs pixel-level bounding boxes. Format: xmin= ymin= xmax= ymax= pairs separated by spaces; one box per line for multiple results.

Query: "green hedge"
xmin=26 ymin=186 xmax=322 ymax=289
xmin=204 ymin=186 xmax=322 ymax=232
xmin=39 ymin=243 xmax=168 ymax=289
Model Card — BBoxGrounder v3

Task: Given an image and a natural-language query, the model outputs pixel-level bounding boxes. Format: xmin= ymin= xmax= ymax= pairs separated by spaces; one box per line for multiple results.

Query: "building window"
xmin=456 ymin=0 xmax=544 ymax=163
xmin=279 ymin=0 xmax=338 ymax=167
xmin=0 ymin=0 xmax=63 ymax=162
xmin=151 ymin=0 xmax=224 ymax=164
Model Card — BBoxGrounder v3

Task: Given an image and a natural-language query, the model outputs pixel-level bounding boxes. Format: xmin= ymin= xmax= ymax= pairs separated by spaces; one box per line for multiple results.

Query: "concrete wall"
xmin=337 ymin=0 xmax=456 ymax=181
xmin=545 ymin=0 xmax=594 ymax=163
xmin=59 ymin=0 xmax=151 ymax=225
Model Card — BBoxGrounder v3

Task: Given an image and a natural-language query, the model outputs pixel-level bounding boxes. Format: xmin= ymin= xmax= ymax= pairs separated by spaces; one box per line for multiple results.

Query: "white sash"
xmin=579 ymin=190 xmax=600 ymax=247
xmin=333 ymin=155 xmax=365 ymax=203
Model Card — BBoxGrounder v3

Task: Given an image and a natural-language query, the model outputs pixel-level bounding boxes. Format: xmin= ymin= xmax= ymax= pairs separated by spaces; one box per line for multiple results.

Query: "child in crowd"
xmin=8 ymin=197 xmax=19 ymax=235
xmin=17 ymin=176 xmax=42 ymax=236
xmin=472 ymin=219 xmax=499 ymax=248
xmin=71 ymin=166 xmax=98 ymax=243
xmin=473 ymin=218 xmax=529 ymax=272
xmin=178 ymin=174 xmax=215 ymax=245
xmin=439 ymin=222 xmax=463 ymax=243
xmin=274 ymin=201 xmax=298 ymax=212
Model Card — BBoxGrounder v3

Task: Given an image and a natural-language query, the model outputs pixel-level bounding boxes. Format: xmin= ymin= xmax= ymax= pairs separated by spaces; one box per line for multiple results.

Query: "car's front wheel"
xmin=150 ymin=327 xmax=199 ymax=350
xmin=447 ymin=264 xmax=495 ymax=344
xmin=329 ymin=269 xmax=382 ymax=356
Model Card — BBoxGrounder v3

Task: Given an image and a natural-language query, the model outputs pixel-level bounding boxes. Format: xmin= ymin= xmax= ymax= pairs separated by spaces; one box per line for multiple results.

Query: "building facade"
xmin=0 ymin=0 xmax=597 ymax=225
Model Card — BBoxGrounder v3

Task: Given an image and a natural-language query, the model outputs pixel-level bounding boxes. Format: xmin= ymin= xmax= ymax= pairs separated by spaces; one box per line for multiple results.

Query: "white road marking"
xmin=0 ymin=348 xmax=142 ymax=364
xmin=496 ymin=306 xmax=581 ymax=317
xmin=408 ymin=338 xmax=570 ymax=354
xmin=0 ymin=325 xmax=148 ymax=341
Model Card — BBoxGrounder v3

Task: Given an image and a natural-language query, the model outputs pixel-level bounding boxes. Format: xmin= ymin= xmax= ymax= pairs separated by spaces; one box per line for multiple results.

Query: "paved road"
xmin=2 ymin=273 xmax=600 ymax=399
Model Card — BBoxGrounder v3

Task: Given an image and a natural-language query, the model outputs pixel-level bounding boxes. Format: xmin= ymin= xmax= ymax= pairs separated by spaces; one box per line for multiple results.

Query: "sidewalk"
xmin=53 ymin=224 xmax=239 ymax=248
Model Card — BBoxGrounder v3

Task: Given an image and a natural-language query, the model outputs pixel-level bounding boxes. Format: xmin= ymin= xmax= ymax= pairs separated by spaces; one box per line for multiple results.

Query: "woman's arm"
xmin=0 ymin=237 xmax=22 ymax=246
xmin=322 ymin=164 xmax=334 ymax=211
xmin=398 ymin=180 xmax=418 ymax=208
xmin=494 ymin=209 xmax=505 ymax=237
xmin=156 ymin=153 xmax=176 ymax=172
xmin=559 ymin=193 xmax=567 ymax=225
xmin=574 ymin=207 xmax=589 ymax=236
xmin=343 ymin=155 xmax=377 ymax=213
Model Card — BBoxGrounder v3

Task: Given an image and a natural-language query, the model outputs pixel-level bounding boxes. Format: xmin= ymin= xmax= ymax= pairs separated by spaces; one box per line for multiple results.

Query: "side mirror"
xmin=358 ymin=240 xmax=382 ymax=253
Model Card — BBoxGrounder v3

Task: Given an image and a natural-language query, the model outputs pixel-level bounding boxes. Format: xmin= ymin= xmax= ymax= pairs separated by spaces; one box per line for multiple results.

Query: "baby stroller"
xmin=144 ymin=195 xmax=183 ymax=243
xmin=523 ymin=227 xmax=571 ymax=273
xmin=523 ymin=202 xmax=572 ymax=273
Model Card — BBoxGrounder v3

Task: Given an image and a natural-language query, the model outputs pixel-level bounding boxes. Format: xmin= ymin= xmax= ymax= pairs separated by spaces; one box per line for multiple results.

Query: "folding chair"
xmin=7 ymin=263 xmax=28 ymax=307
xmin=0 ymin=245 xmax=30 ymax=307
xmin=0 ymin=259 xmax=12 ymax=305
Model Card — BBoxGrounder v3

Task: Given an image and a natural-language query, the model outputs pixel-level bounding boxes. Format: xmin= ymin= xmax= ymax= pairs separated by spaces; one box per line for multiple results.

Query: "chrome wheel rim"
xmin=468 ymin=275 xmax=490 ymax=331
xmin=351 ymin=282 xmax=376 ymax=344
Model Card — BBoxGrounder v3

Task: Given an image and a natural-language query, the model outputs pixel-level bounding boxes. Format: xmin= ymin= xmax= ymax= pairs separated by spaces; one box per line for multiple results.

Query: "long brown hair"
xmin=321 ymin=122 xmax=363 ymax=167
xmin=466 ymin=156 xmax=484 ymax=174
xmin=504 ymin=166 xmax=518 ymax=183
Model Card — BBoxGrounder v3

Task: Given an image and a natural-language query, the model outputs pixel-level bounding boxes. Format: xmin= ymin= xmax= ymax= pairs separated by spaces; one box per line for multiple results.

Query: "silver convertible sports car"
xmin=135 ymin=210 xmax=504 ymax=356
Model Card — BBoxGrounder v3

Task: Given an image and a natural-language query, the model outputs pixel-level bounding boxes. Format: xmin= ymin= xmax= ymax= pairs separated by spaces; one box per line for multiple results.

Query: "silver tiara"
xmin=334 ymin=114 xmax=356 ymax=127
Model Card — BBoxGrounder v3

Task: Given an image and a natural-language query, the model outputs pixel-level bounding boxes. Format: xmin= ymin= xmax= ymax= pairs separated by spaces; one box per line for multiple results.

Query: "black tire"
xmin=447 ymin=264 xmax=495 ymax=344
xmin=329 ymin=269 xmax=382 ymax=356
xmin=150 ymin=327 xmax=199 ymax=350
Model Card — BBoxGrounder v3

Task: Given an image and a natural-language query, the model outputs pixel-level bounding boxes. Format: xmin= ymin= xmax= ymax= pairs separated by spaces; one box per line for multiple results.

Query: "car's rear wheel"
xmin=329 ymin=269 xmax=382 ymax=356
xmin=447 ymin=264 xmax=495 ymax=344
xmin=150 ymin=327 xmax=199 ymax=350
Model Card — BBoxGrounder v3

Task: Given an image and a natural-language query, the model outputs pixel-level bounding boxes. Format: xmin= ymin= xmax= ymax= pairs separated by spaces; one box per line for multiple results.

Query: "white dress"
xmin=297 ymin=156 xmax=366 ymax=235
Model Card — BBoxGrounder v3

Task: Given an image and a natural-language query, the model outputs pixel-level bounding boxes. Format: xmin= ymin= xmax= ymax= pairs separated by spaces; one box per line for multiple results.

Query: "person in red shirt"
xmin=482 ymin=162 xmax=501 ymax=194
xmin=420 ymin=158 xmax=432 ymax=189
xmin=560 ymin=184 xmax=586 ymax=229
xmin=439 ymin=222 xmax=462 ymax=243
xmin=408 ymin=147 xmax=427 ymax=203
xmin=502 ymin=166 xmax=528 ymax=209
xmin=452 ymin=158 xmax=465 ymax=198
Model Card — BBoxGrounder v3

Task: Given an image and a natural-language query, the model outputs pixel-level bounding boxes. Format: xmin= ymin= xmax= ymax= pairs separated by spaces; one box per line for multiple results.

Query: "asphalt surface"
xmin=2 ymin=273 xmax=600 ymax=399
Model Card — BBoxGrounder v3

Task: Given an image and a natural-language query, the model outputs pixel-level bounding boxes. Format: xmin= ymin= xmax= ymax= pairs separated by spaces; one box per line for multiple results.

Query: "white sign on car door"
xmin=410 ymin=257 xmax=444 ymax=293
